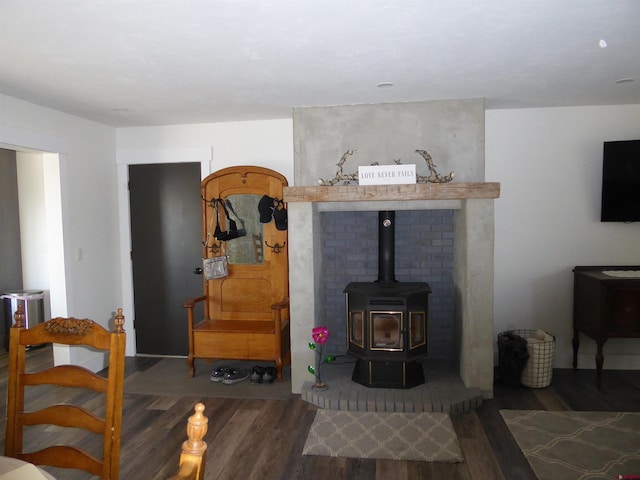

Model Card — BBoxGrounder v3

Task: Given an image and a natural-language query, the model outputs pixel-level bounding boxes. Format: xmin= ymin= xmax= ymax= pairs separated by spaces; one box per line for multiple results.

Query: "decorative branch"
xmin=317 ymin=150 xmax=359 ymax=185
xmin=414 ymin=149 xmax=455 ymax=183
xmin=316 ymin=149 xmax=455 ymax=185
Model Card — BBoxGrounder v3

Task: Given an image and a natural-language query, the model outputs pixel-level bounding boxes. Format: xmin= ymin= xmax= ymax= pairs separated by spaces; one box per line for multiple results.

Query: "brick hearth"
xmin=301 ymin=358 xmax=483 ymax=415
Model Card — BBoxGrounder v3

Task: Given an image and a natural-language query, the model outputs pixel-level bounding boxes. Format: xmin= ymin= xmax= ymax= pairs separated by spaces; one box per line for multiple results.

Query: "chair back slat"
xmin=20 ymin=404 xmax=105 ymax=432
xmin=21 ymin=364 xmax=109 ymax=391
xmin=19 ymin=445 xmax=104 ymax=476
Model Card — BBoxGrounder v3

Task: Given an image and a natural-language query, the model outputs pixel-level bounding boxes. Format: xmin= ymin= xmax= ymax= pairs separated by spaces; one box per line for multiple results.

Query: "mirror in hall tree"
xmin=224 ymin=194 xmax=264 ymax=265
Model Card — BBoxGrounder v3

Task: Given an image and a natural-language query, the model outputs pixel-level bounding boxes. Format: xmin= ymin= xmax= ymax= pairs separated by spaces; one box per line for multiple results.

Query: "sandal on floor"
xmin=262 ymin=366 xmax=277 ymax=384
xmin=210 ymin=365 xmax=231 ymax=383
xmin=222 ymin=368 xmax=250 ymax=385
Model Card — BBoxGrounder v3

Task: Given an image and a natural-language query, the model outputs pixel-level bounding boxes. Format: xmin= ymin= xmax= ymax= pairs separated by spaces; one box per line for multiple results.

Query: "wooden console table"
xmin=572 ymin=265 xmax=640 ymax=388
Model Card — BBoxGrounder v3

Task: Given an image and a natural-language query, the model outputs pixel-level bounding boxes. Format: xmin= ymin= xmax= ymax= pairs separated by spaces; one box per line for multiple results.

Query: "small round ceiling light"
xmin=376 ymin=82 xmax=394 ymax=88
xmin=599 ymin=39 xmax=607 ymax=48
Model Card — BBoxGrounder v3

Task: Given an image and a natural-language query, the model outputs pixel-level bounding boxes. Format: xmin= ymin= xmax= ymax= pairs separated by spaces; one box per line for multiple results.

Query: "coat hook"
xmin=204 ymin=242 xmax=222 ymax=254
xmin=265 ymin=241 xmax=286 ymax=254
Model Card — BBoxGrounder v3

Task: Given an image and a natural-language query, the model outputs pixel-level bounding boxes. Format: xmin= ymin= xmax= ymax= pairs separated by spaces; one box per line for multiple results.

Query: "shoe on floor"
xmin=262 ymin=366 xmax=277 ymax=384
xmin=210 ymin=365 xmax=231 ymax=382
xmin=250 ymin=365 xmax=265 ymax=384
xmin=222 ymin=368 xmax=250 ymax=385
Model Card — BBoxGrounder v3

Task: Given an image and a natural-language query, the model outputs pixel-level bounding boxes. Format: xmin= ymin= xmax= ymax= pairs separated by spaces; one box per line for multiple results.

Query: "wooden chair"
xmin=183 ymin=165 xmax=290 ymax=379
xmin=5 ymin=304 xmax=126 ymax=480
xmin=167 ymin=403 xmax=208 ymax=480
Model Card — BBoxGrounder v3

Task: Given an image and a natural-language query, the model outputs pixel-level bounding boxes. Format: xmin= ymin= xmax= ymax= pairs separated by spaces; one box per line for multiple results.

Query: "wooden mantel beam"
xmin=283 ymin=182 xmax=500 ymax=203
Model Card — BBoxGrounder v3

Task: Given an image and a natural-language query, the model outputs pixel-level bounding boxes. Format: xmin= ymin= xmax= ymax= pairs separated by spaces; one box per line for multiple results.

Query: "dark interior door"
xmin=129 ymin=163 xmax=202 ymax=356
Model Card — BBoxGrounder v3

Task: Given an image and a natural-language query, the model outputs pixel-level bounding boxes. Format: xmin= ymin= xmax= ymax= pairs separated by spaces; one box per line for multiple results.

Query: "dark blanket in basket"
xmin=497 ymin=332 xmax=529 ymax=386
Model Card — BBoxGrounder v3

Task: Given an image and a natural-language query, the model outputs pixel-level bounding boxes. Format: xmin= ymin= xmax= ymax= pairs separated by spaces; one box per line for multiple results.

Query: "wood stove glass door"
xmin=370 ymin=311 xmax=403 ymax=351
xmin=349 ymin=310 xmax=364 ymax=348
xmin=409 ymin=312 xmax=427 ymax=350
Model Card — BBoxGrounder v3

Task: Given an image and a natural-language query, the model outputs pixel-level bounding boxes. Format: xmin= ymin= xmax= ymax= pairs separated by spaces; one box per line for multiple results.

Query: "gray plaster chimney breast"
xmin=287 ymin=99 xmax=496 ymax=397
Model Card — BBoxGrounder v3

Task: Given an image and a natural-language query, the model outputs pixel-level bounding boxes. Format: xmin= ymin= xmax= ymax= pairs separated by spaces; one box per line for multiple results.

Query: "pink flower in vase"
xmin=312 ymin=326 xmax=329 ymax=345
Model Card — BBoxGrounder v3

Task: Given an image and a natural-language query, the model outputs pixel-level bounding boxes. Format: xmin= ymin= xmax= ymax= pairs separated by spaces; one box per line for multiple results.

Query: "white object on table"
xmin=0 ymin=456 xmax=55 ymax=480
xmin=602 ymin=270 xmax=640 ymax=278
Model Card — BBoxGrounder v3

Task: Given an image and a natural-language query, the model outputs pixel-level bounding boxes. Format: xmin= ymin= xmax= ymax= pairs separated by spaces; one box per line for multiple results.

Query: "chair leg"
xmin=275 ymin=358 xmax=283 ymax=380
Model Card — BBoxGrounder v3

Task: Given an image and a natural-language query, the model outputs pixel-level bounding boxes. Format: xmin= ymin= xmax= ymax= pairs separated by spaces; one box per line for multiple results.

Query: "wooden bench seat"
xmin=195 ymin=319 xmax=278 ymax=334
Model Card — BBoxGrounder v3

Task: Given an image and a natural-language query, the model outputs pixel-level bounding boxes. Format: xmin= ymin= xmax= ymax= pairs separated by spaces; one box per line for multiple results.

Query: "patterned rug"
xmin=302 ymin=409 xmax=464 ymax=462
xmin=501 ymin=410 xmax=640 ymax=480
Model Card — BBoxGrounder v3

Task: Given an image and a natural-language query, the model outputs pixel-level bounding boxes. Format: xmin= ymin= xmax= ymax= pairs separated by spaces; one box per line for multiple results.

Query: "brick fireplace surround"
xmin=284 ymin=183 xmax=500 ymax=411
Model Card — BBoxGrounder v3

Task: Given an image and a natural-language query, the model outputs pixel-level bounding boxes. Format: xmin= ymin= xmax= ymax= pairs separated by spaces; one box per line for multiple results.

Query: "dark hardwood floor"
xmin=1 ymin=346 xmax=639 ymax=479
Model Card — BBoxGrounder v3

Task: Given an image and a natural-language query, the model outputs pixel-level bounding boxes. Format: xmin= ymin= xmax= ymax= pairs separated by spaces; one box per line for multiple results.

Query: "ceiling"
xmin=1 ymin=0 xmax=639 ymax=128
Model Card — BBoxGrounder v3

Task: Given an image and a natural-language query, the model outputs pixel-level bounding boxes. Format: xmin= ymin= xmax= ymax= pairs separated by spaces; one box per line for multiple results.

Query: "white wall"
xmin=16 ymin=152 xmax=51 ymax=319
xmin=116 ymin=119 xmax=293 ymax=354
xmin=486 ymin=104 xmax=640 ymax=370
xmin=16 ymin=153 xmax=49 ymax=291
xmin=116 ymin=120 xmax=294 ymax=181
xmin=0 ymin=94 xmax=120 ymax=371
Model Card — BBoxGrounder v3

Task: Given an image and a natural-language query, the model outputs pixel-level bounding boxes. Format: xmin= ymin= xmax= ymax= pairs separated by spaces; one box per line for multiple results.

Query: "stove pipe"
xmin=377 ymin=211 xmax=396 ymax=283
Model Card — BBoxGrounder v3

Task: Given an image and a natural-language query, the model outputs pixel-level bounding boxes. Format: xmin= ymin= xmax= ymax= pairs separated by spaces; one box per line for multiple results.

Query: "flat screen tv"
xmin=600 ymin=139 xmax=640 ymax=222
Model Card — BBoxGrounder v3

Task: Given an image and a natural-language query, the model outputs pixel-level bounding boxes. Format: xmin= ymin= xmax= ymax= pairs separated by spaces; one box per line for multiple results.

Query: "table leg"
xmin=595 ymin=341 xmax=605 ymax=389
xmin=572 ymin=328 xmax=580 ymax=369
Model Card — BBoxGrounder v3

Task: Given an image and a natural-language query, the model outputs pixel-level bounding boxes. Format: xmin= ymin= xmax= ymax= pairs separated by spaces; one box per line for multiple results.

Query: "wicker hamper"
xmin=509 ymin=329 xmax=556 ymax=388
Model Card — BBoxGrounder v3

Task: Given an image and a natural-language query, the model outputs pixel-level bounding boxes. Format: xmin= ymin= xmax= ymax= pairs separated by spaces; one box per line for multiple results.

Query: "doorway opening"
xmin=0 ymin=148 xmax=66 ymax=357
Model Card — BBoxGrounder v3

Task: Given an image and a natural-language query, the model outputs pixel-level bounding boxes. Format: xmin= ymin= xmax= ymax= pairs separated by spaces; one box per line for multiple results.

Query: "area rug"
xmin=302 ymin=409 xmax=464 ymax=462
xmin=124 ymin=357 xmax=292 ymax=400
xmin=501 ymin=410 xmax=640 ymax=480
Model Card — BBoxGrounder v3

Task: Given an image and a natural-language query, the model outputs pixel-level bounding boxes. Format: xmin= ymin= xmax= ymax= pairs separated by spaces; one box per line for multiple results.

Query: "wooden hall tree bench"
xmin=183 ymin=166 xmax=290 ymax=380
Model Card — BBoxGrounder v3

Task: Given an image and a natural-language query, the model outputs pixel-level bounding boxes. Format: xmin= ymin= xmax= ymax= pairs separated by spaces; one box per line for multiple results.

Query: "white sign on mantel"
xmin=358 ymin=164 xmax=416 ymax=185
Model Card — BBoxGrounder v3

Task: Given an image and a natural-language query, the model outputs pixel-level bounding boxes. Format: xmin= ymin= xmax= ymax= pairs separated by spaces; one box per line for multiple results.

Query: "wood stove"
xmin=344 ymin=211 xmax=430 ymax=388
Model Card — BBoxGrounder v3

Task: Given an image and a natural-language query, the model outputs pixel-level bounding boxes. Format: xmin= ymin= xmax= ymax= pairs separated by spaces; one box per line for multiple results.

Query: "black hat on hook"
xmin=273 ymin=198 xmax=287 ymax=231
xmin=258 ymin=195 xmax=275 ymax=223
